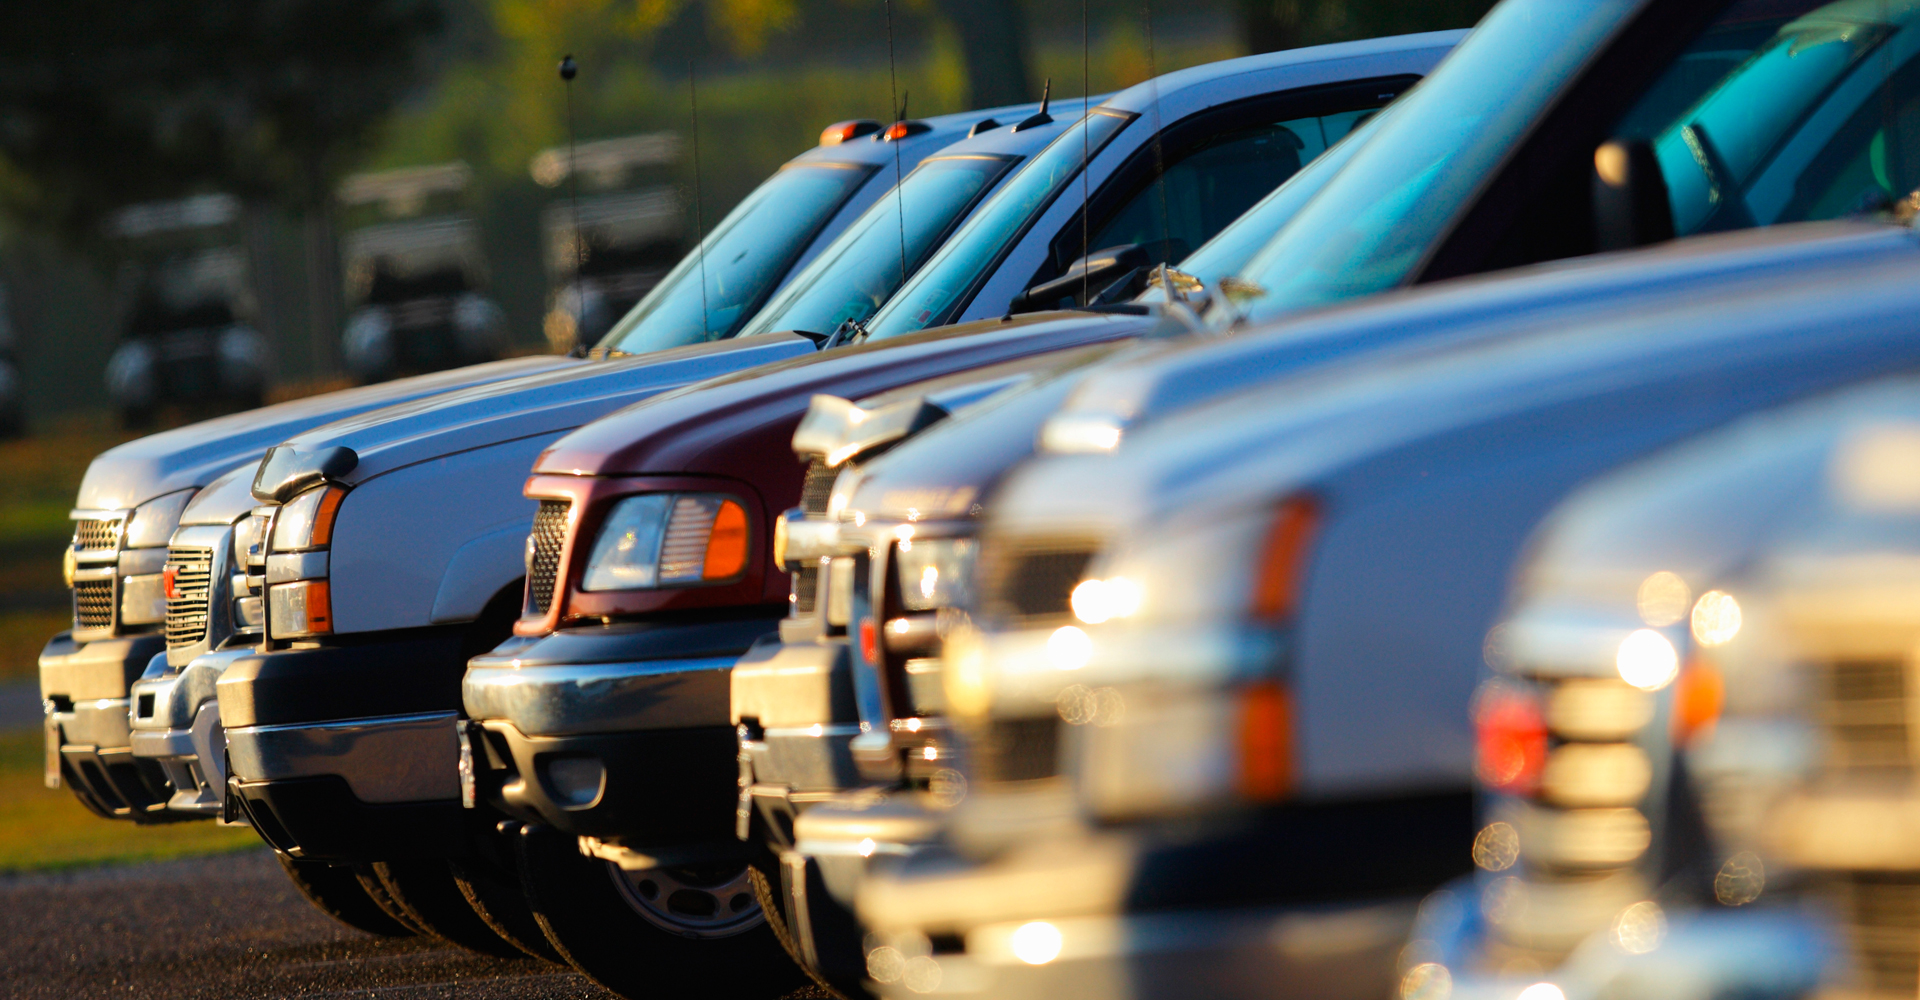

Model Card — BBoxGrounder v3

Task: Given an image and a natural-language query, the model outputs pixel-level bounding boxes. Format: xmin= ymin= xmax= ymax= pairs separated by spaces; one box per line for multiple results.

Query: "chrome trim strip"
xmin=464 ymin=656 xmax=738 ymax=737
xmin=227 ymin=711 xmax=460 ymax=804
xmin=764 ymin=724 xmax=864 ymax=739
xmin=266 ymin=550 xmax=328 ymax=584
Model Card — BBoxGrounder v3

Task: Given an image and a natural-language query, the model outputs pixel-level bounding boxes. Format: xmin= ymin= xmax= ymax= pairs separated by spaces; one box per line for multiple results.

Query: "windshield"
xmin=1227 ymin=0 xmax=1646 ymax=322
xmin=740 ymin=154 xmax=1019 ymax=337
xmin=865 ymin=109 xmax=1136 ymax=340
xmin=1151 ymin=106 xmax=1385 ymax=294
xmin=597 ymin=161 xmax=874 ymax=353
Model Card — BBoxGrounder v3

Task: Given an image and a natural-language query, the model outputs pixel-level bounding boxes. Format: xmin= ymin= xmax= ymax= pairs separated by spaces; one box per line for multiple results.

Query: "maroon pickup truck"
xmin=458 ymin=307 xmax=1156 ymax=996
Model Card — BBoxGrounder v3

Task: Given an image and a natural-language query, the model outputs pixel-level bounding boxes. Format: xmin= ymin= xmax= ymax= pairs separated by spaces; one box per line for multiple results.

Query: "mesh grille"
xmin=792 ymin=566 xmax=819 ymax=614
xmin=971 ymin=716 xmax=1061 ymax=784
xmin=1834 ymin=873 xmax=1920 ymax=994
xmin=979 ymin=546 xmax=1095 ymax=622
xmin=73 ymin=518 xmax=122 ymax=551
xmin=800 ymin=458 xmax=839 ymax=515
xmin=659 ymin=497 xmax=721 ymax=582
xmin=73 ymin=579 xmax=114 ymax=630
xmin=1817 ymin=659 xmax=1910 ymax=777
xmin=164 ymin=546 xmax=214 ymax=648
xmin=528 ymin=500 xmax=571 ymax=615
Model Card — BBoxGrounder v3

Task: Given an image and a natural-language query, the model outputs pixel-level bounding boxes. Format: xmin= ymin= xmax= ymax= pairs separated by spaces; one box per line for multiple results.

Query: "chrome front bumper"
xmin=868 ymin=897 xmax=1417 ymax=1000
xmin=226 ymin=710 xmax=462 ymax=805
xmin=463 ymin=654 xmax=739 ymax=737
xmin=128 ymin=648 xmax=257 ymax=816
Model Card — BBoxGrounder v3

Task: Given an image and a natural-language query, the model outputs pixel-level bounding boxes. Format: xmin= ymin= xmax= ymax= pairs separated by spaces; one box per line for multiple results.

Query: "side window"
xmin=1050 ymin=97 xmax=1398 ymax=279
xmin=1609 ymin=2 xmax=1920 ymax=238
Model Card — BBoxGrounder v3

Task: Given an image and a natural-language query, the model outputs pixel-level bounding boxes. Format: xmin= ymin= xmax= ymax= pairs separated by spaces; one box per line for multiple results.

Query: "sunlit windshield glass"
xmin=740 ymin=155 xmax=1018 ymax=338
xmin=1144 ymin=107 xmax=1383 ymax=296
xmin=866 ymin=109 xmax=1135 ymax=340
xmin=598 ymin=162 xmax=874 ymax=353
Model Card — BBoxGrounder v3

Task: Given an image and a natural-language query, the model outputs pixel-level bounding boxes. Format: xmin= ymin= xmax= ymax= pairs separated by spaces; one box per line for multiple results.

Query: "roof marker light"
xmin=820 ymin=120 xmax=883 ymax=146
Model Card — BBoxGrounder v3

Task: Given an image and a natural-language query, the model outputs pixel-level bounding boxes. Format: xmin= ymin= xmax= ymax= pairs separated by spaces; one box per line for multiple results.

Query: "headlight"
xmin=125 ymin=490 xmax=195 ymax=548
xmin=266 ymin=485 xmax=346 ymax=638
xmin=581 ymin=493 xmax=748 ymax=592
xmin=270 ymin=485 xmax=346 ymax=551
xmin=1069 ymin=680 xmax=1294 ymax=820
xmin=895 ymin=536 xmax=975 ymax=611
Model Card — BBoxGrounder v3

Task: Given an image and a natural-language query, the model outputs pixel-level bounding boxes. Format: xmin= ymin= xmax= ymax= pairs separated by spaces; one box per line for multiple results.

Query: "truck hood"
xmin=990 ymin=226 xmax=1920 ymax=796
xmin=77 ymin=354 xmax=578 ymax=511
xmin=536 ymin=310 xmax=1156 ymax=481
xmin=845 ymin=346 xmax=1131 ymax=524
xmin=1044 ymin=223 xmax=1920 ymax=454
xmin=267 ymin=335 xmax=819 ymax=490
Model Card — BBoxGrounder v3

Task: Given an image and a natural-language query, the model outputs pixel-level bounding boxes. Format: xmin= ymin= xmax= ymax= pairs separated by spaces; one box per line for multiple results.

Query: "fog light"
xmin=543 ymin=756 xmax=606 ymax=809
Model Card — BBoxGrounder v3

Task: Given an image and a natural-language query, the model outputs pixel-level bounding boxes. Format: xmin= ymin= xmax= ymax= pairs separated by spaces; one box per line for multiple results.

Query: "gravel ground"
xmin=0 ymin=848 xmax=625 ymax=999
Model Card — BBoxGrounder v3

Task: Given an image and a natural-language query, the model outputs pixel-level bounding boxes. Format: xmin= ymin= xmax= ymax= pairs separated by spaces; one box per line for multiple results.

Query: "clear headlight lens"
xmin=271 ymin=485 xmax=346 ymax=551
xmin=1070 ymin=680 xmax=1293 ymax=819
xmin=124 ymin=489 xmax=195 ymax=548
xmin=896 ymin=536 xmax=975 ymax=611
xmin=581 ymin=493 xmax=748 ymax=592
xmin=120 ymin=573 xmax=167 ymax=625
xmin=270 ymin=580 xmax=332 ymax=636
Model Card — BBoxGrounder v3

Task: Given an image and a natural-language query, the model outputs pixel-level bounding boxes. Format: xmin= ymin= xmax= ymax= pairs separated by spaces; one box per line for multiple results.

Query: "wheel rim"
xmin=607 ymin=862 xmax=764 ymax=939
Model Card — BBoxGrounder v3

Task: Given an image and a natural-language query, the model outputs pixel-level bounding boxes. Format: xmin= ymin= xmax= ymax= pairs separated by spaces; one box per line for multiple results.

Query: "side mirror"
xmin=1593 ymin=138 xmax=1674 ymax=252
xmin=1009 ymin=238 xmax=1191 ymax=315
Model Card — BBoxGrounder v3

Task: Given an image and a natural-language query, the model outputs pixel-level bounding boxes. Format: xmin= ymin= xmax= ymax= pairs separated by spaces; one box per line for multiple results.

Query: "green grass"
xmin=0 ymin=728 xmax=262 ymax=872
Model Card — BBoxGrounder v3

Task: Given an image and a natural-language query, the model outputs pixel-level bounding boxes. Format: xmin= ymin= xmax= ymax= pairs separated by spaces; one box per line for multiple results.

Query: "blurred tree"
xmin=937 ymin=0 xmax=1034 ymax=108
xmin=0 ymin=0 xmax=445 ymax=246
xmin=1237 ymin=0 xmax=1494 ymax=53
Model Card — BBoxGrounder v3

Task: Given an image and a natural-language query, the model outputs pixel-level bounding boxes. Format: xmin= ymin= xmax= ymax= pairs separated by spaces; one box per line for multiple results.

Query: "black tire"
xmin=351 ymin=864 xmax=430 ymax=935
xmin=450 ymin=855 xmax=563 ymax=962
xmin=749 ymin=861 xmax=853 ymax=999
xmin=514 ymin=824 xmax=809 ymax=1000
xmin=276 ymin=854 xmax=418 ymax=938
xmin=370 ymin=859 xmax=530 ymax=959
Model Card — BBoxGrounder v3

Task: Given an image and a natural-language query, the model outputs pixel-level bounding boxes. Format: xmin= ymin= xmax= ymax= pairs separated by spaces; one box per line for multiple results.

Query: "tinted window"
xmin=599 ymin=162 xmax=874 ymax=353
xmin=866 ymin=110 xmax=1135 ymax=339
xmin=1093 ymin=109 xmax=1378 ymax=272
xmin=740 ymin=154 xmax=1018 ymax=338
xmin=1165 ymin=109 xmax=1384 ymax=292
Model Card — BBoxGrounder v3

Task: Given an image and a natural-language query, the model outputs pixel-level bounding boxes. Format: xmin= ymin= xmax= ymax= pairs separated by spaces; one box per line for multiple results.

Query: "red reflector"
xmin=859 ymin=617 xmax=879 ymax=665
xmin=162 ymin=565 xmax=179 ymax=601
xmin=1474 ymin=684 xmax=1547 ymax=795
xmin=820 ymin=119 xmax=882 ymax=146
xmin=881 ymin=120 xmax=931 ymax=142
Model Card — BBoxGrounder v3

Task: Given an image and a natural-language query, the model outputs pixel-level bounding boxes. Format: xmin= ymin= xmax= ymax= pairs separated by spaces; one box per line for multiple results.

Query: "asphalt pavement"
xmin=0 ymin=847 xmax=816 ymax=999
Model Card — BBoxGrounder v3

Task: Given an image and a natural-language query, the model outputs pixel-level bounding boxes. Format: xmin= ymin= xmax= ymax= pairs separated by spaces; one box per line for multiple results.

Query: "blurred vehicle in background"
xmin=853 ymin=217 xmax=1920 ymax=1000
xmin=0 ymin=282 xmax=25 ymax=438
xmin=36 ymin=101 xmax=1007 ymax=838
xmin=1437 ymin=375 xmax=1920 ymax=1000
xmin=533 ymin=132 xmax=686 ymax=353
xmin=337 ymin=163 xmax=512 ymax=382
xmin=101 ymin=194 xmax=269 ymax=427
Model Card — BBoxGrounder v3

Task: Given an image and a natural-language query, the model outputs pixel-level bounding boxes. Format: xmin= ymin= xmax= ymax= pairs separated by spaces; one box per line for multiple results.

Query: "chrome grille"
xmin=163 ymin=546 xmax=214 ymax=648
xmin=73 ymin=518 xmax=122 ymax=551
xmin=73 ymin=579 xmax=114 ymax=630
xmin=800 ymin=458 xmax=838 ymax=515
xmin=1834 ymin=873 xmax=1920 ymax=994
xmin=971 ymin=716 xmax=1060 ymax=784
xmin=792 ymin=566 xmax=819 ymax=614
xmin=1817 ymin=659 xmax=1910 ymax=776
xmin=979 ymin=546 xmax=1094 ymax=622
xmin=528 ymin=500 xmax=570 ymax=615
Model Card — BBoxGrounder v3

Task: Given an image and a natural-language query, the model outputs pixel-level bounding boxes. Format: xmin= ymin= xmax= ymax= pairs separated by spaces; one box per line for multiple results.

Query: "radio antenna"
xmin=886 ymin=0 xmax=908 ymax=284
xmin=560 ymin=55 xmax=585 ymax=352
xmin=688 ymin=59 xmax=710 ymax=336
xmin=1080 ymin=0 xmax=1091 ymax=305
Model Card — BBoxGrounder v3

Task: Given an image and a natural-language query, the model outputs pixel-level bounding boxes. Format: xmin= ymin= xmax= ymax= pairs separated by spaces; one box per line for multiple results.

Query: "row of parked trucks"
xmin=40 ymin=1 xmax=1920 ymax=997
xmin=99 ymin=134 xmax=684 ymax=424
